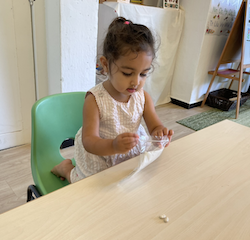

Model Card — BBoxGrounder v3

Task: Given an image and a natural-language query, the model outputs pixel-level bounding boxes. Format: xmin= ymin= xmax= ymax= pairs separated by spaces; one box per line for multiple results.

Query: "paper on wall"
xmin=206 ymin=0 xmax=241 ymax=36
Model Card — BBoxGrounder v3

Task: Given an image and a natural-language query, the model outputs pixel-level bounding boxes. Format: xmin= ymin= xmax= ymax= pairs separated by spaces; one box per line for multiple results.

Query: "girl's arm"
xmin=143 ymin=91 xmax=174 ymax=144
xmin=82 ymin=93 xmax=139 ymax=156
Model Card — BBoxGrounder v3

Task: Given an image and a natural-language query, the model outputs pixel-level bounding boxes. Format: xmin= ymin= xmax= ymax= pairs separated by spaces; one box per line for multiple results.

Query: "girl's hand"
xmin=113 ymin=133 xmax=139 ymax=154
xmin=151 ymin=126 xmax=174 ymax=147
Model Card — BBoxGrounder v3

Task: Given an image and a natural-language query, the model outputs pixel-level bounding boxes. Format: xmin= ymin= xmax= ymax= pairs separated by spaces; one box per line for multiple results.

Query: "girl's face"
xmin=101 ymin=51 xmax=153 ymax=102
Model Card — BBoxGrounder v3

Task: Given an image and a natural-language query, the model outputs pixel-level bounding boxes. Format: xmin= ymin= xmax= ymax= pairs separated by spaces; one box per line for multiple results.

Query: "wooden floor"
xmin=0 ymin=102 xmax=212 ymax=214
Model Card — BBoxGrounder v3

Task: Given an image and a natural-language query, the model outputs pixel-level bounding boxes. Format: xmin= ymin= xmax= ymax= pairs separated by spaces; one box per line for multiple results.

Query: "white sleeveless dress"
xmin=70 ymin=82 xmax=148 ymax=183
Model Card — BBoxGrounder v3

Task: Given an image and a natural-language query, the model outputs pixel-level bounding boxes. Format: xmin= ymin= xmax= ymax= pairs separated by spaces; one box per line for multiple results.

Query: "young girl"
xmin=51 ymin=17 xmax=174 ymax=183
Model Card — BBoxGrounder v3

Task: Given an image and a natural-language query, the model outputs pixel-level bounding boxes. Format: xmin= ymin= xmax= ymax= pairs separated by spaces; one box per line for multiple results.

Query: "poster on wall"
xmin=206 ymin=0 xmax=241 ymax=36
xmin=163 ymin=0 xmax=179 ymax=9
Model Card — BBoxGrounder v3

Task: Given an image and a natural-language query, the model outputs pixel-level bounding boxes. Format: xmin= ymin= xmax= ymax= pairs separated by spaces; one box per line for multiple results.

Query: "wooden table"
xmin=1 ymin=120 xmax=250 ymax=239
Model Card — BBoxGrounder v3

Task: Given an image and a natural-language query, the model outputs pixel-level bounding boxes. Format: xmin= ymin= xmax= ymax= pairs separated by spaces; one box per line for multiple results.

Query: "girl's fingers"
xmin=152 ymin=130 xmax=162 ymax=138
xmin=157 ymin=131 xmax=163 ymax=137
xmin=163 ymin=128 xmax=168 ymax=136
xmin=168 ymin=129 xmax=174 ymax=136
xmin=164 ymin=129 xmax=174 ymax=148
xmin=121 ymin=132 xmax=139 ymax=139
xmin=167 ymin=130 xmax=174 ymax=141
xmin=120 ymin=136 xmax=139 ymax=149
xmin=122 ymin=136 xmax=139 ymax=143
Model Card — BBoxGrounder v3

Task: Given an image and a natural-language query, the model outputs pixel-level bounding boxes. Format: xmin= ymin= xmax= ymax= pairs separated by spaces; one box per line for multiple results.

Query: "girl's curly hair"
xmin=103 ymin=17 xmax=156 ymax=68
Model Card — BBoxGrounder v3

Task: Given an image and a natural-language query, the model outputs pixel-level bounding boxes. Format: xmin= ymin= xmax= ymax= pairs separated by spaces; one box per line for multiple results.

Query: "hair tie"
xmin=124 ymin=21 xmax=130 ymax=25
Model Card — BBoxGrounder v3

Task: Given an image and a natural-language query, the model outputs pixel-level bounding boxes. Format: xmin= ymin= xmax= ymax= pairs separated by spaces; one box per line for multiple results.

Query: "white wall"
xmin=45 ymin=0 xmax=61 ymax=96
xmin=34 ymin=0 xmax=49 ymax=99
xmin=60 ymin=0 xmax=98 ymax=93
xmin=171 ymin=0 xmax=212 ymax=104
xmin=36 ymin=0 xmax=99 ymax=97
xmin=190 ymin=35 xmax=230 ymax=103
xmin=171 ymin=0 xmax=250 ymax=105
xmin=97 ymin=4 xmax=118 ymax=59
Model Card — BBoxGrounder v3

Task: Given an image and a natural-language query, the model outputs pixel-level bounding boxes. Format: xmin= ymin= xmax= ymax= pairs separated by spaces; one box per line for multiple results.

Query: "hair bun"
xmin=103 ymin=17 xmax=156 ymax=66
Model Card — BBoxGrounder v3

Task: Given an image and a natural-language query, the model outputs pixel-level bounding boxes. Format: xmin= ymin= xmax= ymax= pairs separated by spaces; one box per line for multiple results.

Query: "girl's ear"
xmin=100 ymin=56 xmax=109 ymax=73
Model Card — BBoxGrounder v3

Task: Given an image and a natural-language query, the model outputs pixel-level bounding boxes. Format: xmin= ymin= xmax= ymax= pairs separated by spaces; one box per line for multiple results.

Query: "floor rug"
xmin=176 ymin=100 xmax=250 ymax=131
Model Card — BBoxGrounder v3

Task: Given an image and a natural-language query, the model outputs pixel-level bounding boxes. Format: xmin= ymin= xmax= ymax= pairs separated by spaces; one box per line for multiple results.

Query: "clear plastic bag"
xmin=136 ymin=135 xmax=169 ymax=172
xmin=119 ymin=135 xmax=169 ymax=183
xmin=138 ymin=135 xmax=169 ymax=153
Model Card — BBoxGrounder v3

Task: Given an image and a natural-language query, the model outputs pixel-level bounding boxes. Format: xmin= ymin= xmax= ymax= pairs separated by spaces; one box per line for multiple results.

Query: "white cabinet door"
xmin=0 ymin=0 xmax=35 ymax=150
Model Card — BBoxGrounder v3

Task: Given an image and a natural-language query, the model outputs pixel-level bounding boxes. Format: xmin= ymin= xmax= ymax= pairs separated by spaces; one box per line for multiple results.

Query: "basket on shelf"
xmin=206 ymin=88 xmax=250 ymax=111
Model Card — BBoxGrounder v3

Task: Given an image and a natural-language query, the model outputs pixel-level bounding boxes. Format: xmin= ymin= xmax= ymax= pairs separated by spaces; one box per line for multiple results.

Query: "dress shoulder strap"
xmin=87 ymin=83 xmax=108 ymax=119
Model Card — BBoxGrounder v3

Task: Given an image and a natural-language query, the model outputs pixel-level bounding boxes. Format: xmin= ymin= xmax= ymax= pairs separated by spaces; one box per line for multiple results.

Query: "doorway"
xmin=0 ymin=0 xmax=35 ymax=150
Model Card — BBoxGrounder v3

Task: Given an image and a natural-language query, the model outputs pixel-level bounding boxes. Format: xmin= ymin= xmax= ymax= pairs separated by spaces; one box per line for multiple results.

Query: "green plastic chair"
xmin=27 ymin=92 xmax=86 ymax=201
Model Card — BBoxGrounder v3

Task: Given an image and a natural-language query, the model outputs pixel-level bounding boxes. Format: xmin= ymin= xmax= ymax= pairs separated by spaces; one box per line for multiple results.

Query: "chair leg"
xmin=27 ymin=185 xmax=42 ymax=202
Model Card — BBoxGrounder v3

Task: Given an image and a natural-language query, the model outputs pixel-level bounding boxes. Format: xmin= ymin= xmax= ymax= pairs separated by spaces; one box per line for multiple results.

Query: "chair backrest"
xmin=31 ymin=92 xmax=86 ymax=195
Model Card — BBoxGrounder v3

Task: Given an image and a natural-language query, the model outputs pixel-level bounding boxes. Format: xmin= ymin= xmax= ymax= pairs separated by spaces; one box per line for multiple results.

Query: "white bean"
xmin=164 ymin=217 xmax=169 ymax=223
xmin=159 ymin=214 xmax=166 ymax=219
